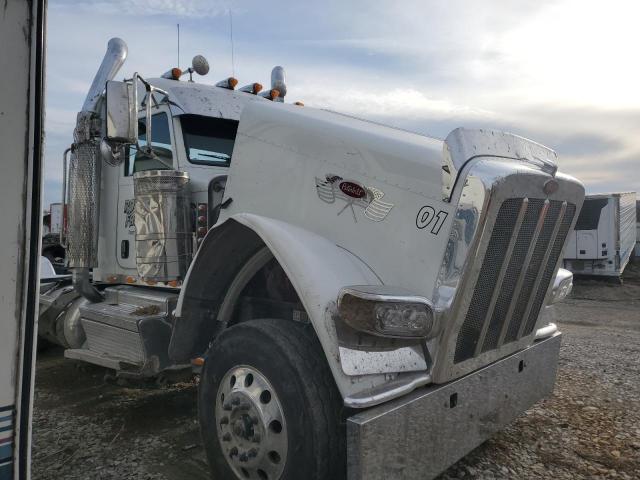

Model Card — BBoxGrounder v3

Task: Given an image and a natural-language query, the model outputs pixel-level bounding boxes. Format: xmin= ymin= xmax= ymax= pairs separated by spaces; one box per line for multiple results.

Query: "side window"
xmin=181 ymin=114 xmax=239 ymax=166
xmin=125 ymin=112 xmax=173 ymax=176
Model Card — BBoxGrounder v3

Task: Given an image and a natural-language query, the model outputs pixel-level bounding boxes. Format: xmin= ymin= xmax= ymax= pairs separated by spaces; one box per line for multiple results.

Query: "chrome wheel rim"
xmin=216 ymin=365 xmax=288 ymax=480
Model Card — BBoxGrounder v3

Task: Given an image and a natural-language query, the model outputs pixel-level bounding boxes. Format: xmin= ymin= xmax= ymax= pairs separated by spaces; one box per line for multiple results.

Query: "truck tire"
xmin=198 ymin=318 xmax=346 ymax=480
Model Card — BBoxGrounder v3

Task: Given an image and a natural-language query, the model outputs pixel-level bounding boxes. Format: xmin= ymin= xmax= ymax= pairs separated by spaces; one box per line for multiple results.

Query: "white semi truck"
xmin=19 ymin=28 xmax=583 ymax=480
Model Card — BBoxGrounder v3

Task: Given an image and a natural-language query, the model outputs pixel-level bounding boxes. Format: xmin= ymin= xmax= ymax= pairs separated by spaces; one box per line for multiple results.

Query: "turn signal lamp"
xmin=191 ymin=357 xmax=205 ymax=367
xmin=337 ymin=286 xmax=435 ymax=339
xmin=216 ymin=77 xmax=239 ymax=90
xmin=239 ymin=83 xmax=263 ymax=95
xmin=294 ymin=101 xmax=304 ymax=107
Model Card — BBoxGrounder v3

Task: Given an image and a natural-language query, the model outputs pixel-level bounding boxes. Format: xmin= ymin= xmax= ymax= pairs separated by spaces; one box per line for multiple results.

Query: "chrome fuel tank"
xmin=133 ymin=170 xmax=193 ymax=281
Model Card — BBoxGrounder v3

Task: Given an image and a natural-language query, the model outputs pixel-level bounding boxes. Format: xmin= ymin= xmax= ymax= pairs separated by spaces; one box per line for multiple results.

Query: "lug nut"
xmin=239 ymin=452 xmax=249 ymax=463
xmin=248 ymin=448 xmax=258 ymax=458
xmin=229 ymin=447 xmax=238 ymax=458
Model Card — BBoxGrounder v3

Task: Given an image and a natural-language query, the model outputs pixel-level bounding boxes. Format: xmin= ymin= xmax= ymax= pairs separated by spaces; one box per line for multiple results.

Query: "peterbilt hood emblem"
xmin=543 ymin=179 xmax=559 ymax=195
xmin=315 ymin=174 xmax=394 ymax=222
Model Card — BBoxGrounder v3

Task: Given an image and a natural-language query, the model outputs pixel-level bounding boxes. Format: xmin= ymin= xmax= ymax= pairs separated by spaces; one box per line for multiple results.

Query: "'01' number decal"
xmin=416 ymin=206 xmax=448 ymax=235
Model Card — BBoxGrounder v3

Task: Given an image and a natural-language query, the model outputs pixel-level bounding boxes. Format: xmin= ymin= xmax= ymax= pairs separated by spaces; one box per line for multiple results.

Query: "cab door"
xmin=116 ymin=107 xmax=177 ymax=271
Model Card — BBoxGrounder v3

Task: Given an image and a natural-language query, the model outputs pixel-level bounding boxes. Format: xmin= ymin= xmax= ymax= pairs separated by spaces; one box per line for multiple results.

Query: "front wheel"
xmin=198 ymin=318 xmax=346 ymax=480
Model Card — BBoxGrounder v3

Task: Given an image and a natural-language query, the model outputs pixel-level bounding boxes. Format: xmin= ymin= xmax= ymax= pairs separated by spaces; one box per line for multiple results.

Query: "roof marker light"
xmin=216 ymin=77 xmax=238 ymax=89
xmin=239 ymin=83 xmax=263 ymax=95
xmin=161 ymin=68 xmax=183 ymax=80
xmin=260 ymin=88 xmax=280 ymax=101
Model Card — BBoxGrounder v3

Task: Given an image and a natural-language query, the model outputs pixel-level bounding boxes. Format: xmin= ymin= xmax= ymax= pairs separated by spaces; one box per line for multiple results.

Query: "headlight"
xmin=337 ymin=286 xmax=436 ymax=338
xmin=549 ymin=268 xmax=573 ymax=304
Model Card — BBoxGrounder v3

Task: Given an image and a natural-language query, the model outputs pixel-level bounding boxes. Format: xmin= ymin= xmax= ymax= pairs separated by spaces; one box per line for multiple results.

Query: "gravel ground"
xmin=32 ymin=263 xmax=640 ymax=479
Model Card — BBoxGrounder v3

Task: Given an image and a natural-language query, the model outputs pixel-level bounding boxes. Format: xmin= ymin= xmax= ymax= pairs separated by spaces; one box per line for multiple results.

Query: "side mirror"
xmin=105 ymin=80 xmax=137 ymax=144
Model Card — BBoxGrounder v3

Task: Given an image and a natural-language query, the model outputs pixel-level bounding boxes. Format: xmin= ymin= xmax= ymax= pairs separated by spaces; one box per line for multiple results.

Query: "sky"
xmin=43 ymin=0 xmax=640 ymax=208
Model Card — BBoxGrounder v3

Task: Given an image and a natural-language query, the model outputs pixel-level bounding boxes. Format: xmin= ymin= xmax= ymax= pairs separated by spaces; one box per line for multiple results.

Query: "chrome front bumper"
xmin=346 ymin=333 xmax=561 ymax=480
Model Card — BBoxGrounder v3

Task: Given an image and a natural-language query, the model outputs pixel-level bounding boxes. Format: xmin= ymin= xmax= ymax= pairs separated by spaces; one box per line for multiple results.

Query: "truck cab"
xmin=104 ymin=78 xmax=267 ymax=281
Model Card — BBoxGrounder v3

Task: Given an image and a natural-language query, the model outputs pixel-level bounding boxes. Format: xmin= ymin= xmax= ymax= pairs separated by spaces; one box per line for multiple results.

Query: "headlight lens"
xmin=549 ymin=268 xmax=573 ymax=304
xmin=338 ymin=286 xmax=435 ymax=338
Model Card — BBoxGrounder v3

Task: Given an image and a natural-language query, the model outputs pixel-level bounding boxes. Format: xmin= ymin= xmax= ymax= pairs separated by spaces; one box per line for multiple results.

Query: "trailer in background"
xmin=564 ymin=192 xmax=636 ymax=277
xmin=49 ymin=203 xmax=64 ymax=234
xmin=41 ymin=202 xmax=66 ymax=267
xmin=636 ymin=200 xmax=640 ymax=257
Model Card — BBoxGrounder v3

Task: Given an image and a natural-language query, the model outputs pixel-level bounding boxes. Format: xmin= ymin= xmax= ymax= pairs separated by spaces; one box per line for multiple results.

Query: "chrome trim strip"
xmin=497 ymin=199 xmax=550 ymax=347
xmin=534 ymin=322 xmax=558 ymax=340
xmin=343 ymin=373 xmax=432 ymax=409
xmin=474 ymin=198 xmax=529 ymax=356
xmin=517 ymin=201 xmax=567 ymax=339
xmin=338 ymin=286 xmax=434 ymax=308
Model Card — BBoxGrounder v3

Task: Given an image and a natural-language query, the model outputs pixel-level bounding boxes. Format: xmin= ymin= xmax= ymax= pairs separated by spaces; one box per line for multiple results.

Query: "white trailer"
xmin=636 ymin=200 xmax=640 ymax=257
xmin=564 ymin=192 xmax=636 ymax=277
xmin=48 ymin=203 xmax=63 ymax=234
xmin=0 ymin=0 xmax=45 ymax=478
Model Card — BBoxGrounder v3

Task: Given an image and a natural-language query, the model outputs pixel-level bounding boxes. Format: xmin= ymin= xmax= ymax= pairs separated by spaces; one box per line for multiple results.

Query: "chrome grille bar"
xmin=496 ymin=199 xmax=550 ymax=347
xmin=517 ymin=201 xmax=568 ymax=339
xmin=473 ymin=198 xmax=529 ymax=357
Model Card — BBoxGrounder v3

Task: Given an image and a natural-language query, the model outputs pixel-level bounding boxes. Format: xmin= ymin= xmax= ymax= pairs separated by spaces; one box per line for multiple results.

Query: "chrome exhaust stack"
xmin=67 ymin=38 xmax=128 ymax=302
xmin=81 ymin=37 xmax=128 ymax=113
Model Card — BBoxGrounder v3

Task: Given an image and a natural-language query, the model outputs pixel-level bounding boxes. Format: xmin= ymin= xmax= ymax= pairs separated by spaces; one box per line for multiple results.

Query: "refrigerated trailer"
xmin=48 ymin=203 xmax=63 ymax=234
xmin=634 ymin=200 xmax=640 ymax=260
xmin=564 ymin=192 xmax=636 ymax=277
xmin=41 ymin=203 xmax=66 ymax=266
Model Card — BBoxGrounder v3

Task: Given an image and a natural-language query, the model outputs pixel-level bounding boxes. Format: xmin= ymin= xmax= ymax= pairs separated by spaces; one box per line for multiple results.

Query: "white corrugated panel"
xmin=618 ymin=192 xmax=636 ymax=270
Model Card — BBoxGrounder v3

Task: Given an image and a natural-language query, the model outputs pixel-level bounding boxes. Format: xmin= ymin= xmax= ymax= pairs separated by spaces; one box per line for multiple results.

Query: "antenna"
xmin=177 ymin=23 xmax=180 ymax=67
xmin=229 ymin=9 xmax=235 ymax=77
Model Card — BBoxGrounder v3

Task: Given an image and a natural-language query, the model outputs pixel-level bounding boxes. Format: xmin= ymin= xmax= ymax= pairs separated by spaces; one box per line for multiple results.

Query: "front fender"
xmin=172 ymin=213 xmax=429 ymax=403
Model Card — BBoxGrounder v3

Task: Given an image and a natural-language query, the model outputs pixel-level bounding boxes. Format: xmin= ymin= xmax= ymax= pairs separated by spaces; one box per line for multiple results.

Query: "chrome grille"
xmin=454 ymin=198 xmax=576 ymax=364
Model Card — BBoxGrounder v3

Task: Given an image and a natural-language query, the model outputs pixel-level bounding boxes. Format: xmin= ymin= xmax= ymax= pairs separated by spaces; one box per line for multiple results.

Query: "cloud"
xmin=50 ymin=0 xmax=234 ymax=18
xmin=41 ymin=0 xmax=640 ymax=207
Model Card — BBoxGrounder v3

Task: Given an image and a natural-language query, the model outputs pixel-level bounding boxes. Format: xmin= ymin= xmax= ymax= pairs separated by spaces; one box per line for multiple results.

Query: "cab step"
xmin=64 ymin=286 xmax=180 ymax=376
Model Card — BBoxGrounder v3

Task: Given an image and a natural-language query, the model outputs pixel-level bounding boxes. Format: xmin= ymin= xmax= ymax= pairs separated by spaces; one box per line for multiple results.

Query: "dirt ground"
xmin=31 ymin=263 xmax=640 ymax=479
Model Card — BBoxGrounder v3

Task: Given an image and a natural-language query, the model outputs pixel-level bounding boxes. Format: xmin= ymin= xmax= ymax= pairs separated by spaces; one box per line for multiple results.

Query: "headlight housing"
xmin=337 ymin=286 xmax=436 ymax=339
xmin=549 ymin=268 xmax=573 ymax=305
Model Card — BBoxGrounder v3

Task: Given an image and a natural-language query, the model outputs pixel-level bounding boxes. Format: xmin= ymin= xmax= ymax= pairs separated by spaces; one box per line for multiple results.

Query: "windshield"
xmin=181 ymin=114 xmax=239 ymax=166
